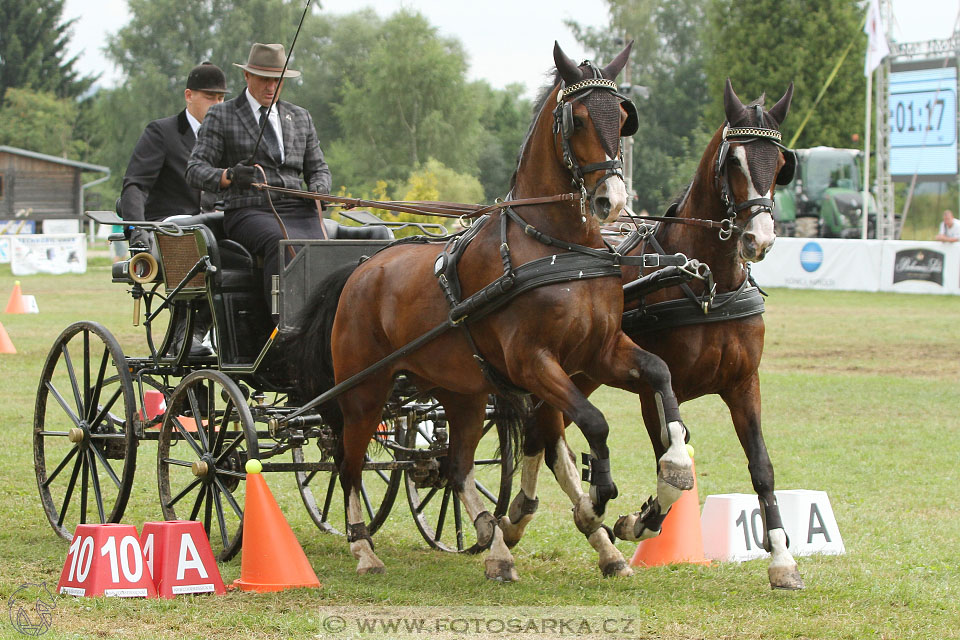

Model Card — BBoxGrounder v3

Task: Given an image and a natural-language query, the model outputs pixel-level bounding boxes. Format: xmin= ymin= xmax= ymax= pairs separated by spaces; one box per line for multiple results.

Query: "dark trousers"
xmin=223 ymin=200 xmax=325 ymax=313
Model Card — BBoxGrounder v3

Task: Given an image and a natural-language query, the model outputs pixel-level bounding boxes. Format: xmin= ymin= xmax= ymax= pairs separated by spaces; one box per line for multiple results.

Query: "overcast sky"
xmin=62 ymin=0 xmax=959 ymax=95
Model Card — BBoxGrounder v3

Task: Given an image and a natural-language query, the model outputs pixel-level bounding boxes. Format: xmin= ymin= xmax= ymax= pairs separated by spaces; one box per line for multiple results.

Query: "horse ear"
xmin=553 ymin=41 xmax=583 ymax=85
xmin=723 ymin=78 xmax=748 ymax=124
xmin=768 ymin=82 xmax=794 ymax=126
xmin=601 ymin=40 xmax=633 ymax=80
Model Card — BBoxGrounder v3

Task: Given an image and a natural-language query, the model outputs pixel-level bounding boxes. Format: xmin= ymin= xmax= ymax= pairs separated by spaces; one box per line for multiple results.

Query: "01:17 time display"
xmin=888 ymin=89 xmax=956 ymax=148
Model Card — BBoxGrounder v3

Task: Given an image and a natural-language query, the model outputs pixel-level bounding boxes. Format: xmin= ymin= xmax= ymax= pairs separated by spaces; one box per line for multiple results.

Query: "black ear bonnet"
xmin=717 ymin=102 xmax=795 ymax=193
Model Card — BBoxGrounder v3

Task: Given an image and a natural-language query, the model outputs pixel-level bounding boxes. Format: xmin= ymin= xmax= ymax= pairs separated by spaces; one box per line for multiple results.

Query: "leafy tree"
xmin=332 ymin=10 xmax=481 ymax=186
xmin=471 ymin=81 xmax=531 ymax=201
xmin=398 ymin=158 xmax=484 ymax=204
xmin=570 ymin=0 xmax=711 ymax=213
xmin=0 ymin=88 xmax=82 ymax=157
xmin=704 ymin=0 xmax=866 ymax=150
xmin=0 ymin=0 xmax=94 ymax=104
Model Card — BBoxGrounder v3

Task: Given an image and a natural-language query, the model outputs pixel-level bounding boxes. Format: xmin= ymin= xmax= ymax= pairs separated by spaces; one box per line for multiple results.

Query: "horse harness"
xmin=714 ymin=107 xmax=797 ymax=240
xmin=553 ymin=66 xmax=638 ymax=217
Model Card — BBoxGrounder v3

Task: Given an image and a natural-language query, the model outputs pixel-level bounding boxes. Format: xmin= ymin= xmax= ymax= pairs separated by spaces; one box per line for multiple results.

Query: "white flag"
xmin=864 ymin=0 xmax=890 ymax=76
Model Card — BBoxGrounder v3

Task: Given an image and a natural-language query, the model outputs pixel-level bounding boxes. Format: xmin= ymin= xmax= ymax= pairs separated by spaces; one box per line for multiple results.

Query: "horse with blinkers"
xmin=289 ymin=41 xmax=695 ymax=580
xmin=501 ymin=78 xmax=805 ymax=589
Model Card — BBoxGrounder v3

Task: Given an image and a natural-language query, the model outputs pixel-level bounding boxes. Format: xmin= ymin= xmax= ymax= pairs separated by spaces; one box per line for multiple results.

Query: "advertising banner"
xmin=751 ymin=238 xmax=959 ymax=295
xmin=10 ymin=234 xmax=87 ymax=275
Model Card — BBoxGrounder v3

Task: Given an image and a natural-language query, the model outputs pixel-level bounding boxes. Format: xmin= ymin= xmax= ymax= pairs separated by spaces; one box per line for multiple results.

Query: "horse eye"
xmin=573 ymin=116 xmax=585 ymax=130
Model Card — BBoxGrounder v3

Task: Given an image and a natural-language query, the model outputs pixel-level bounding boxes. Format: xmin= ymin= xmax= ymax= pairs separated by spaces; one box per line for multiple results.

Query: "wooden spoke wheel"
xmin=292 ymin=419 xmax=402 ymax=535
xmin=34 ymin=321 xmax=137 ymax=541
xmin=404 ymin=411 xmax=513 ymax=552
xmin=157 ymin=370 xmax=254 ymax=562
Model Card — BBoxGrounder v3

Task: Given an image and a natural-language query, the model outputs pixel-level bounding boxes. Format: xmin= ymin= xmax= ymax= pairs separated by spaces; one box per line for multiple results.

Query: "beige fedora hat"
xmin=233 ymin=43 xmax=301 ymax=78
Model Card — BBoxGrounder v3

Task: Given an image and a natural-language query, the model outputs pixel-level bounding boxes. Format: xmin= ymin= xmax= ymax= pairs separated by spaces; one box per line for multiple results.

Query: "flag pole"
xmin=862 ymin=68 xmax=872 ymax=240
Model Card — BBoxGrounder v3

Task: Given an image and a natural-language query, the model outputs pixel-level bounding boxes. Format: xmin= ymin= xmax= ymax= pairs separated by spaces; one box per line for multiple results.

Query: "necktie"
xmin=258 ymin=106 xmax=282 ymax=162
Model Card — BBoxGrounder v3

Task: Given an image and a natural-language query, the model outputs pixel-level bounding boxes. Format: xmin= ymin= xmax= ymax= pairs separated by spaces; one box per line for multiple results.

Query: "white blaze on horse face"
xmin=732 ymin=146 xmax=776 ymax=261
xmin=596 ymin=160 xmax=627 ymax=222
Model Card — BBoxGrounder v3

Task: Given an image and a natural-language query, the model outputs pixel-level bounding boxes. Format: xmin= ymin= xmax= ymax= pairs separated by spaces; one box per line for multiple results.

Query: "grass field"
xmin=1 ymin=258 xmax=958 ymax=639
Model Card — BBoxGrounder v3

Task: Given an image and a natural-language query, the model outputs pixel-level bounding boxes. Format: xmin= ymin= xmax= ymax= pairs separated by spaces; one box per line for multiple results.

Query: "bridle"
xmin=552 ymin=64 xmax=638 ymax=217
xmin=714 ymin=105 xmax=796 ymax=241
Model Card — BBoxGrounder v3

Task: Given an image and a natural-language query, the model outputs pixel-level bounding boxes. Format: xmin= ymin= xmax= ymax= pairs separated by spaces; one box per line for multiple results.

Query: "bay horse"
xmin=499 ymin=80 xmax=805 ymax=589
xmin=289 ymin=41 xmax=693 ymax=580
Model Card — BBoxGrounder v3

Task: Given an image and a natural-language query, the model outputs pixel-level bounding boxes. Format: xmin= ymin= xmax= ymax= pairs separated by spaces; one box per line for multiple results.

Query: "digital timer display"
xmin=888 ymin=64 xmax=957 ymax=178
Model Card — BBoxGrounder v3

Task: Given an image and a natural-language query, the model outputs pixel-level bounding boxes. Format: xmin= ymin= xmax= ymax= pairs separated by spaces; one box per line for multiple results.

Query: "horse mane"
xmin=508 ymin=69 xmax=562 ymax=190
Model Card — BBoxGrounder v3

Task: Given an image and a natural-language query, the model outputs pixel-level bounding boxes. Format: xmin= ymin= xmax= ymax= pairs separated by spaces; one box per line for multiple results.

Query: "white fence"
xmin=750 ymin=238 xmax=960 ymax=295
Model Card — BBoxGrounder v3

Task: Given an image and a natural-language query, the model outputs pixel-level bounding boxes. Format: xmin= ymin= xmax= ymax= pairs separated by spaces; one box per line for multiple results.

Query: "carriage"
xmin=33 ymin=207 xmax=516 ymax=562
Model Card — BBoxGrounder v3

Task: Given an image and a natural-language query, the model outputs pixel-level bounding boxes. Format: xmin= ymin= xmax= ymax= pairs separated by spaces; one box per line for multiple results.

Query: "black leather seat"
xmin=322 ymin=218 xmax=394 ymax=240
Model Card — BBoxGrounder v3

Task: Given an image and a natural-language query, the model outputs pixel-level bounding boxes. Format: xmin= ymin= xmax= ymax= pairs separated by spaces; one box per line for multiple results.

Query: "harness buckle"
xmin=719 ymin=217 xmax=735 ymax=241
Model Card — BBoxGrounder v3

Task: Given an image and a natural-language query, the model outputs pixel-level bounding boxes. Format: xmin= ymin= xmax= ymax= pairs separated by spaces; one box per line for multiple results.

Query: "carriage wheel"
xmin=404 ymin=411 xmax=513 ymax=552
xmin=292 ymin=418 xmax=402 ymax=535
xmin=157 ymin=370 xmax=254 ymax=562
xmin=34 ymin=321 xmax=138 ymax=541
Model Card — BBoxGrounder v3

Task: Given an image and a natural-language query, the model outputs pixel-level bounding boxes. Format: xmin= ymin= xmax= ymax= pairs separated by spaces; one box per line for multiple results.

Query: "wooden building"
xmin=0 ymin=146 xmax=110 ymax=227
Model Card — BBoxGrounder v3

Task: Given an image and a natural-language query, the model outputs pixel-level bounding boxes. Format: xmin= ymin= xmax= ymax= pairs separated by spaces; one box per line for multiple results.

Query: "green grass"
xmin=1 ymin=263 xmax=959 ymax=639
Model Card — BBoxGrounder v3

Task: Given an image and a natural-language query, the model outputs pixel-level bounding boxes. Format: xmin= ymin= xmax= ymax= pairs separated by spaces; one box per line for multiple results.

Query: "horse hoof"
xmin=613 ymin=514 xmax=637 ymax=541
xmin=484 ymin=558 xmax=519 ymax=582
xmin=659 ymin=459 xmax=694 ymax=491
xmin=768 ymin=565 xmax=804 ymax=590
xmin=601 ymin=559 xmax=633 ymax=578
xmin=356 ymin=558 xmax=386 ymax=575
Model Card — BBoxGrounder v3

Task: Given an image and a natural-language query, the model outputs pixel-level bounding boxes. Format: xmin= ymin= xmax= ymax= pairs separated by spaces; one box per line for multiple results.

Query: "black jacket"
xmin=121 ymin=110 xmax=216 ymax=221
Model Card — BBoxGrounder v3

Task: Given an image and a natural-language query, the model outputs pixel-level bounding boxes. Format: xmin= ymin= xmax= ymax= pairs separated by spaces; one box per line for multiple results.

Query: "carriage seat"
xmin=322 ymin=217 xmax=394 ymax=240
xmin=164 ymin=211 xmax=255 ymax=272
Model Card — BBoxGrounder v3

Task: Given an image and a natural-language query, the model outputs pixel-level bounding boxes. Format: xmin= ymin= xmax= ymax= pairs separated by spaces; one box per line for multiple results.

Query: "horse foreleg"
xmin=724 ymin=379 xmax=804 ymax=590
xmin=600 ymin=343 xmax=693 ymax=542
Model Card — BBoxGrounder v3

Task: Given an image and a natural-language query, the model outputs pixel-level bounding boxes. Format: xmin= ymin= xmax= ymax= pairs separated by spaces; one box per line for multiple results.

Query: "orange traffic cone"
xmin=630 ymin=452 xmax=710 ymax=567
xmin=0 ymin=321 xmax=15 ymax=354
xmin=5 ymin=281 xmax=26 ymax=314
xmin=232 ymin=465 xmax=321 ymax=593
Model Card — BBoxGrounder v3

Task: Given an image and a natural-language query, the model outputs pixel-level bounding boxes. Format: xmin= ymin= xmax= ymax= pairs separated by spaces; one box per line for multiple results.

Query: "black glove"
xmin=226 ymin=163 xmax=257 ymax=189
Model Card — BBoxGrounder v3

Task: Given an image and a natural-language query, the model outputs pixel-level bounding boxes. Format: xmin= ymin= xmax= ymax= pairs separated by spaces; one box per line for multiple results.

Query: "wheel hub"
xmin=68 ymin=427 xmax=86 ymax=444
xmin=191 ymin=460 xmax=210 ymax=477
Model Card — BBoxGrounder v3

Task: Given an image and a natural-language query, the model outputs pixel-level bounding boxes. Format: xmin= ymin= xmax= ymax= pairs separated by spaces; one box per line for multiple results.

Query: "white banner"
xmin=10 ymin=234 xmax=87 ymax=275
xmin=0 ymin=236 xmax=10 ymax=264
xmin=751 ymin=238 xmax=960 ymax=295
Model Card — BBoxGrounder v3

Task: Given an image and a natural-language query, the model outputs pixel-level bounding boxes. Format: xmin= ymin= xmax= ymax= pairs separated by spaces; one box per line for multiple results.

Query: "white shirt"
xmin=185 ymin=109 xmax=202 ymax=137
xmin=244 ymin=88 xmax=285 ymax=162
xmin=939 ymin=220 xmax=960 ymax=240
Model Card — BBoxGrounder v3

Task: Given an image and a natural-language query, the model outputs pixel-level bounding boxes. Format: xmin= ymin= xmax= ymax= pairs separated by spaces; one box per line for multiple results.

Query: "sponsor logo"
xmin=893 ymin=249 xmax=943 ymax=286
xmin=799 ymin=242 xmax=823 ymax=273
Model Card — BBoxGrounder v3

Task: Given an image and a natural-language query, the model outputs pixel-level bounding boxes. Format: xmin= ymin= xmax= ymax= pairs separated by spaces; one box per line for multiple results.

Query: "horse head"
xmin=549 ymin=41 xmax=638 ymax=223
xmin=716 ymin=79 xmax=794 ymax=262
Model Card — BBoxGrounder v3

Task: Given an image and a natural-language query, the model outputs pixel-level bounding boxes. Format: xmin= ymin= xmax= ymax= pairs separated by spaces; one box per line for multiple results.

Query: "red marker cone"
xmin=57 ymin=524 xmax=158 ymax=598
xmin=141 ymin=521 xmax=226 ymax=598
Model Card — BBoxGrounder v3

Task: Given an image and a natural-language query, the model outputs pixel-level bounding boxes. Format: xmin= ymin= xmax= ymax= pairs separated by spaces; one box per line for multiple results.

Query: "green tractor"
xmin=774 ymin=146 xmax=879 ymax=238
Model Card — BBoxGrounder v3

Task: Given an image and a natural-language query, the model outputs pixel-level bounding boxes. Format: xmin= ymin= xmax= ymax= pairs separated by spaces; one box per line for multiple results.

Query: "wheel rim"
xmin=293 ymin=418 xmax=401 ymax=535
xmin=34 ymin=322 xmax=136 ymax=541
xmin=404 ymin=408 xmax=513 ymax=552
xmin=157 ymin=370 xmax=253 ymax=562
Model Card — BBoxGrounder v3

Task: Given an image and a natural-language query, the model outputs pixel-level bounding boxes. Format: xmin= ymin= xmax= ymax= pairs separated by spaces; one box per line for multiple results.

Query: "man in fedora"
xmin=121 ymin=62 xmax=228 ymax=222
xmin=186 ymin=42 xmax=331 ymax=313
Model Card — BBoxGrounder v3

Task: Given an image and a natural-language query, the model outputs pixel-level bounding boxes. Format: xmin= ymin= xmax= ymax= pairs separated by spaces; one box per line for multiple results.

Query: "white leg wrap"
xmin=766 ymin=528 xmax=804 ymax=590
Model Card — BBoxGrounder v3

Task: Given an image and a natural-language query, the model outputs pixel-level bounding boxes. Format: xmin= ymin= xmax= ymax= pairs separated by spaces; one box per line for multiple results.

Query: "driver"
xmin=185 ymin=42 xmax=331 ymax=316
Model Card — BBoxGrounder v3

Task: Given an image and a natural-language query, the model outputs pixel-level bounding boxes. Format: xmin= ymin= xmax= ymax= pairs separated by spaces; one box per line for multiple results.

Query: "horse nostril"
xmin=593 ymin=197 xmax=611 ymax=218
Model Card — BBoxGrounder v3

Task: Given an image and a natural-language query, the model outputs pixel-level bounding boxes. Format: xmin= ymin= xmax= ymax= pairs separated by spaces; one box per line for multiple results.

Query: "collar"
xmin=245 ymin=88 xmax=277 ymax=119
xmin=184 ymin=109 xmax=202 ymax=137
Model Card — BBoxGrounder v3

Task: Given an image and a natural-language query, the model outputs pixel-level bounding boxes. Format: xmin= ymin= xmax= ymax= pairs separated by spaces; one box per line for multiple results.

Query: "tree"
xmin=471 ymin=82 xmax=531 ymax=201
xmin=0 ymin=87 xmax=82 ymax=156
xmin=570 ymin=0 xmax=711 ymax=213
xmin=703 ymin=0 xmax=866 ymax=150
xmin=0 ymin=0 xmax=94 ymax=104
xmin=332 ymin=10 xmax=481 ymax=188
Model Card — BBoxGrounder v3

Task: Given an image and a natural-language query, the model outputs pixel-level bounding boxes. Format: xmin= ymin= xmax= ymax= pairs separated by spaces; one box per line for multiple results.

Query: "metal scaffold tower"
xmin=875 ymin=0 xmax=960 ymax=238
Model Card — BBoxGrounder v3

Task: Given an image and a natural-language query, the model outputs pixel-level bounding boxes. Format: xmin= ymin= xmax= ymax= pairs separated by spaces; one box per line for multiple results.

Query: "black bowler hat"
xmin=186 ymin=62 xmax=228 ymax=93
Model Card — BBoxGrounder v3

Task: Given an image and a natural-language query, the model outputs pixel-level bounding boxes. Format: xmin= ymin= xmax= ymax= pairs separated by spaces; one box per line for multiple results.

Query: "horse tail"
xmin=491 ymin=394 xmax=531 ymax=475
xmin=285 ymin=262 xmax=359 ymax=431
